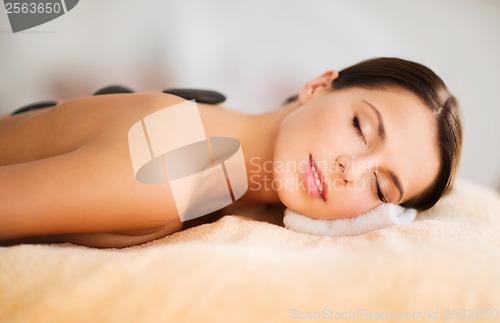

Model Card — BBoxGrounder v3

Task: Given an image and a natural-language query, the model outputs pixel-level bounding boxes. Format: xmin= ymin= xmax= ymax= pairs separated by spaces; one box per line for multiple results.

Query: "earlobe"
xmin=298 ymin=70 xmax=339 ymax=104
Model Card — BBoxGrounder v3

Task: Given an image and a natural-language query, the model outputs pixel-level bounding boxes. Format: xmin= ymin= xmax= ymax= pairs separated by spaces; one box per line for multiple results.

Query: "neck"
xmin=197 ymin=101 xmax=300 ymax=205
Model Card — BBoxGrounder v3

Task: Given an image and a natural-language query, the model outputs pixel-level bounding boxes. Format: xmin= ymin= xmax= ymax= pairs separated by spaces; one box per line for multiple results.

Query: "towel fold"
xmin=283 ymin=204 xmax=416 ymax=237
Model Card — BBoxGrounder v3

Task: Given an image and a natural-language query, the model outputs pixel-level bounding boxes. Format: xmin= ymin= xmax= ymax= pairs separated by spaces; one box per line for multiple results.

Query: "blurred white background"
xmin=1 ymin=0 xmax=499 ymax=191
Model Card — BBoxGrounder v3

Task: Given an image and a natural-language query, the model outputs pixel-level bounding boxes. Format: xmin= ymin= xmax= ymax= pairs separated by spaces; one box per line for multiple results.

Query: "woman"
xmin=0 ymin=57 xmax=462 ymax=248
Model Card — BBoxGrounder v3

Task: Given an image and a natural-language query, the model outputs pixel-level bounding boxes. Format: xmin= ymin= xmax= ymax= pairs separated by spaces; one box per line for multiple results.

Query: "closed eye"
xmin=352 ymin=115 xmax=366 ymax=145
xmin=373 ymin=172 xmax=387 ymax=203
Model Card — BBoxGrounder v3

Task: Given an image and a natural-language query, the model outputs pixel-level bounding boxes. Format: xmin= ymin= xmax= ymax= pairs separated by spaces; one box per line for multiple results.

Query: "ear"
xmin=298 ymin=70 xmax=339 ymax=104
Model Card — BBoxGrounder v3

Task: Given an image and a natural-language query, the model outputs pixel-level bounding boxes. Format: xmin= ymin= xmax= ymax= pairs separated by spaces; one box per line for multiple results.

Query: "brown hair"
xmin=287 ymin=57 xmax=463 ymax=211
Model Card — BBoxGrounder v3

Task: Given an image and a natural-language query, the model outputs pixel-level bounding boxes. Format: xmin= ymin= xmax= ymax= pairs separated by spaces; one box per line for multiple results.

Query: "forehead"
xmin=348 ymin=87 xmax=440 ymax=201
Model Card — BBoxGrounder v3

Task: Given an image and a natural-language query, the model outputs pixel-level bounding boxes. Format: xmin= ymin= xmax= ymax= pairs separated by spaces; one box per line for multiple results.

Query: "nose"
xmin=336 ymin=155 xmax=365 ymax=183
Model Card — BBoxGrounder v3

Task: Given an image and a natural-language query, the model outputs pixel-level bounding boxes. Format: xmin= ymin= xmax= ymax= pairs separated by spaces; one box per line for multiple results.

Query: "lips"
xmin=305 ymin=154 xmax=327 ymax=201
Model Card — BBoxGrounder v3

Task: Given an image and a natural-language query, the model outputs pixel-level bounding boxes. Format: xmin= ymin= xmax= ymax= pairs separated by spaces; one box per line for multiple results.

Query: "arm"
xmin=0 ymin=143 xmax=180 ymax=241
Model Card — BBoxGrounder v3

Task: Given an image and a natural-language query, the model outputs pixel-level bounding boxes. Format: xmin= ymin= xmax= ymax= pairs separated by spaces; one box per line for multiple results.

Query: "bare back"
xmin=0 ymin=93 xmax=192 ymax=247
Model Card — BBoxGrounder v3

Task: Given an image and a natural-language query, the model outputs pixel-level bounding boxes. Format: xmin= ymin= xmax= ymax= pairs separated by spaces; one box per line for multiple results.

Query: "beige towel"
xmin=0 ymin=179 xmax=499 ymax=323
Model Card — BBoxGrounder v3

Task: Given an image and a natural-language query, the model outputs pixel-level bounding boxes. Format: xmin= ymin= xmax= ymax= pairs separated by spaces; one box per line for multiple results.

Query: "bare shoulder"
xmin=0 ymin=93 xmax=188 ymax=165
xmin=47 ymin=92 xmax=188 ymax=135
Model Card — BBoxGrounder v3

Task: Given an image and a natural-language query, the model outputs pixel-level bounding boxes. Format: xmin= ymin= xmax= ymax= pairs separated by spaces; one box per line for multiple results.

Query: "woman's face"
xmin=273 ymin=71 xmax=440 ymax=219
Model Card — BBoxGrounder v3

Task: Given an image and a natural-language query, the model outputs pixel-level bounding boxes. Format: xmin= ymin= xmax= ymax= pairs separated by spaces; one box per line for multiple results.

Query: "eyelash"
xmin=373 ymin=172 xmax=387 ymax=203
xmin=352 ymin=116 xmax=367 ymax=145
xmin=353 ymin=116 xmax=386 ymax=203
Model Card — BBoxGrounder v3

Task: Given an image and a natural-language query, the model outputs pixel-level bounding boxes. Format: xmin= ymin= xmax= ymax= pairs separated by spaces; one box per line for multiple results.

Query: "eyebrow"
xmin=362 ymin=100 xmax=404 ymax=202
xmin=362 ymin=100 xmax=386 ymax=141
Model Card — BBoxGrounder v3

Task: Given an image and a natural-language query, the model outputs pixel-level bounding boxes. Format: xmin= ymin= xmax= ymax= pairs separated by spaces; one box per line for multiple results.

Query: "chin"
xmin=277 ymin=178 xmax=314 ymax=218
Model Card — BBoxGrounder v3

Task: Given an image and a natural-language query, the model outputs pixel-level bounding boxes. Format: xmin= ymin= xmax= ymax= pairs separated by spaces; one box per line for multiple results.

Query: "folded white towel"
xmin=283 ymin=204 xmax=416 ymax=237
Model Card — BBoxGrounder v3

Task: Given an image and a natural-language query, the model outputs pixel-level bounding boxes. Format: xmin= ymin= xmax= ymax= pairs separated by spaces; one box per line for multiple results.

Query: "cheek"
xmin=330 ymin=188 xmax=378 ymax=219
xmin=274 ymin=110 xmax=310 ymax=156
xmin=320 ymin=178 xmax=380 ymax=219
xmin=281 ymin=102 xmax=339 ymax=137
